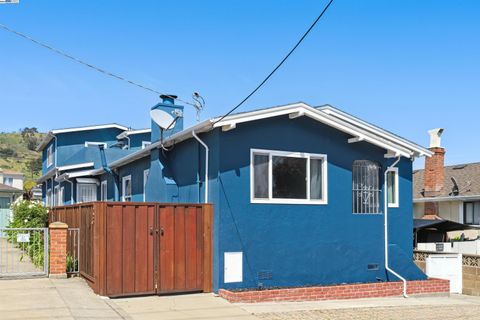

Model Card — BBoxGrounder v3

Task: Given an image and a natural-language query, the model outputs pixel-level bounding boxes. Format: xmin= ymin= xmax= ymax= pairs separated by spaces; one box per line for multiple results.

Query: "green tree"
xmin=20 ymin=127 xmax=39 ymax=151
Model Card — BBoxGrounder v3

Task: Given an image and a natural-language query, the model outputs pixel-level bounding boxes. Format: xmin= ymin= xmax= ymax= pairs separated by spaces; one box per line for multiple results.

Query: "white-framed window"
xmin=387 ymin=167 xmax=399 ymax=208
xmin=46 ymin=188 xmax=52 ymax=207
xmin=142 ymin=141 xmax=152 ymax=149
xmin=250 ymin=149 xmax=328 ymax=204
xmin=100 ymin=180 xmax=108 ymax=201
xmin=54 ymin=185 xmax=64 ymax=206
xmin=122 ymin=175 xmax=132 ymax=202
xmin=143 ymin=169 xmax=149 ymax=201
xmin=47 ymin=144 xmax=54 ymax=167
xmin=3 ymin=177 xmax=13 ymax=186
xmin=85 ymin=141 xmax=107 ymax=148
xmin=352 ymin=160 xmax=381 ymax=214
xmin=77 ymin=183 xmax=97 ymax=203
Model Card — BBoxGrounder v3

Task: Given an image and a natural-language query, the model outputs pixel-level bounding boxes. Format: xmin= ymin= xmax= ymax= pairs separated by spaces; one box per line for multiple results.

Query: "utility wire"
xmin=0 ymin=22 xmax=195 ymax=106
xmin=213 ymin=0 xmax=334 ymax=125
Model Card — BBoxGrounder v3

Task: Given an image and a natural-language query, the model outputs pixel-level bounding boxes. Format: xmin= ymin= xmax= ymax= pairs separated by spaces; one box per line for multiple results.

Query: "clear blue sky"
xmin=1 ymin=0 xmax=479 ymax=169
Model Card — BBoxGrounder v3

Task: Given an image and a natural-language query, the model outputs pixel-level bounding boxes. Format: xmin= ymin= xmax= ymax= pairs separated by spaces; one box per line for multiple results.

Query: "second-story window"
xmin=122 ymin=175 xmax=132 ymax=202
xmin=47 ymin=145 xmax=54 ymax=167
xmin=3 ymin=177 xmax=13 ymax=186
xmin=352 ymin=160 xmax=381 ymax=214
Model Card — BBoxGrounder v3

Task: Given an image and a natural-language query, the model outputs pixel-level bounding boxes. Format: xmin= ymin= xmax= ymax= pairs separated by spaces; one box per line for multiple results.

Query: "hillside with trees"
xmin=0 ymin=128 xmax=44 ymax=189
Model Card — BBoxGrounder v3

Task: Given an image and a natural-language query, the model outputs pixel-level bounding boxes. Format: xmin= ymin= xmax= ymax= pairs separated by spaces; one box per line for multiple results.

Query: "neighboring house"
xmin=0 ymin=183 xmax=23 ymax=230
xmin=413 ymin=129 xmax=480 ymax=238
xmin=0 ymin=168 xmax=24 ymax=190
xmin=39 ymin=96 xmax=432 ymax=292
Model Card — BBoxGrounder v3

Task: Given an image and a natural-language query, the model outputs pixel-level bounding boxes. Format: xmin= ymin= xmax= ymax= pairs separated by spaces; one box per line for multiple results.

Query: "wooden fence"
xmin=49 ymin=202 xmax=213 ymax=297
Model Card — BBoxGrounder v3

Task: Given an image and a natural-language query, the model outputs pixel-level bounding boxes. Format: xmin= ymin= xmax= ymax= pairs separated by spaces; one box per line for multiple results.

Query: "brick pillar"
xmin=49 ymin=221 xmax=68 ymax=278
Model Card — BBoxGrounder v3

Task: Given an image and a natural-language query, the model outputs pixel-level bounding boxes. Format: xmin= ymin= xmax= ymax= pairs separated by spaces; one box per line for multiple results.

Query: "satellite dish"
xmin=150 ymin=109 xmax=175 ymax=130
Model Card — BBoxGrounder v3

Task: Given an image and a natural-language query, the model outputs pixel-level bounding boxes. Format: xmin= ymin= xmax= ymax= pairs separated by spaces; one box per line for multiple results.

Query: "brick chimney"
xmin=423 ymin=128 xmax=445 ymax=217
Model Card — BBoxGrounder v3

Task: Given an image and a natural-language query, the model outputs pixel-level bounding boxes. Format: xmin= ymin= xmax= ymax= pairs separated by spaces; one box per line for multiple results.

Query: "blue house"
xmin=38 ymin=96 xmax=433 ymax=293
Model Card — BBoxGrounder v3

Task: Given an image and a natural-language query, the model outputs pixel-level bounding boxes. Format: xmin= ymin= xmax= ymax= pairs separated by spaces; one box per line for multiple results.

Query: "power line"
xmin=213 ymin=0 xmax=334 ymax=125
xmin=0 ymin=23 xmax=195 ymax=106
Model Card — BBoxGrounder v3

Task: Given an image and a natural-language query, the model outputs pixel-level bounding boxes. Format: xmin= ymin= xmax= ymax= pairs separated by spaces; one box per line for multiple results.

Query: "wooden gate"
xmin=49 ymin=202 xmax=213 ymax=298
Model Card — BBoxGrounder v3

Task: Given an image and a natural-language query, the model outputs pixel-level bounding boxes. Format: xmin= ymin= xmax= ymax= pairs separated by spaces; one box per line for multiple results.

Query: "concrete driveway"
xmin=0 ymin=277 xmax=257 ymax=320
xmin=2 ymin=277 xmax=480 ymax=320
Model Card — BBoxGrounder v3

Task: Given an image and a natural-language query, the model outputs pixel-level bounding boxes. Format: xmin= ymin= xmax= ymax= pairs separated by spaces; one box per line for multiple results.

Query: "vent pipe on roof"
xmin=428 ymin=128 xmax=444 ymax=148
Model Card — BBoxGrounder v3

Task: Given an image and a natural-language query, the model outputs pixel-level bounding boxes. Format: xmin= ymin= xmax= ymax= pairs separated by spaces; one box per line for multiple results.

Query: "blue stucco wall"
xmin=128 ymin=132 xmax=151 ymax=150
xmin=150 ymin=114 xmax=425 ymax=292
xmin=41 ymin=127 xmax=126 ymax=173
xmin=117 ymin=156 xmax=150 ymax=202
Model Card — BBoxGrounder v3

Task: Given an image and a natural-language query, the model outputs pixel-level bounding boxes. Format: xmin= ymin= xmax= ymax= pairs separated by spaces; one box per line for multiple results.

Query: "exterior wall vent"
xmin=368 ymin=264 xmax=379 ymax=271
xmin=257 ymin=271 xmax=273 ymax=280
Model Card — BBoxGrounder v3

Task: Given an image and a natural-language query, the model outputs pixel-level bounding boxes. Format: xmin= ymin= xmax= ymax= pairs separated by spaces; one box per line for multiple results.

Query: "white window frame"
xmin=100 ymin=180 xmax=108 ymax=201
xmin=85 ymin=141 xmax=107 ymax=148
xmin=142 ymin=141 xmax=152 ymax=149
xmin=143 ymin=169 xmax=149 ymax=201
xmin=76 ymin=183 xmax=97 ymax=203
xmin=387 ymin=167 xmax=399 ymax=208
xmin=46 ymin=188 xmax=52 ymax=207
xmin=3 ymin=177 xmax=13 ymax=186
xmin=46 ymin=144 xmax=54 ymax=167
xmin=250 ymin=148 xmax=328 ymax=205
xmin=122 ymin=175 xmax=132 ymax=202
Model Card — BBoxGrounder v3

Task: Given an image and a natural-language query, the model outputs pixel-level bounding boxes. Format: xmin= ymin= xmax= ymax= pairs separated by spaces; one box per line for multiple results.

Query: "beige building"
xmin=0 ymin=169 xmax=24 ymax=190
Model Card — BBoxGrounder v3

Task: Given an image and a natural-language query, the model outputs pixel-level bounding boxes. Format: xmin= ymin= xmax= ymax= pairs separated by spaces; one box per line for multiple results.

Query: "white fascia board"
xmin=63 ymin=169 xmax=104 ymax=179
xmin=51 ymin=123 xmax=129 ymax=135
xmin=116 ymin=128 xmax=151 ymax=139
xmin=319 ymin=106 xmax=433 ymax=157
xmin=57 ymin=162 xmax=95 ymax=172
xmin=37 ymin=167 xmax=58 ymax=183
xmin=413 ymin=195 xmax=480 ymax=203
xmin=109 ymin=119 xmax=214 ymax=169
xmin=214 ymin=104 xmax=413 ymax=158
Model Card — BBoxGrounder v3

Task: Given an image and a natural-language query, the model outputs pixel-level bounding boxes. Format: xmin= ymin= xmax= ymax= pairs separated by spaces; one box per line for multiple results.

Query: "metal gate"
xmin=0 ymin=228 xmax=49 ymax=278
xmin=67 ymin=228 xmax=80 ymax=275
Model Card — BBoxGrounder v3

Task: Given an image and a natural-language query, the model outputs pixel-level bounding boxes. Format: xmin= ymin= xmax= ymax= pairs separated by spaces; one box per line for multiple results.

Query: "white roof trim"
xmin=213 ymin=103 xmax=414 ymax=158
xmin=318 ymin=106 xmax=433 ymax=157
xmin=414 ymin=195 xmax=480 ymax=203
xmin=57 ymin=162 xmax=94 ymax=172
xmin=107 ymin=102 xmax=430 ymax=169
xmin=116 ymin=128 xmax=151 ymax=139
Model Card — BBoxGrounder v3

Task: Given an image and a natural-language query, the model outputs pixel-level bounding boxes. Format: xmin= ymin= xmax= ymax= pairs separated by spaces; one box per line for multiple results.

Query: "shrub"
xmin=8 ymin=200 xmax=49 ymax=268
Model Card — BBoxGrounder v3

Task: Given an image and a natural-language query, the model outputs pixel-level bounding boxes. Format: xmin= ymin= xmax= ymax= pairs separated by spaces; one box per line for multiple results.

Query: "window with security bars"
xmin=352 ymin=160 xmax=381 ymax=214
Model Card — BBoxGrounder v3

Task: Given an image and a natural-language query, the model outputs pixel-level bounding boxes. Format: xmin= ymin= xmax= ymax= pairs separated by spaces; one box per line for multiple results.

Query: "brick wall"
xmin=423 ymin=147 xmax=445 ymax=195
xmin=49 ymin=221 xmax=68 ymax=278
xmin=219 ymin=279 xmax=449 ymax=303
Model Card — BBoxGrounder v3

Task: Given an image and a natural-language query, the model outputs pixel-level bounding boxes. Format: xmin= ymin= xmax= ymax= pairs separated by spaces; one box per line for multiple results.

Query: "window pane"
xmin=387 ymin=171 xmax=396 ymax=204
xmin=353 ymin=160 xmax=380 ymax=213
xmin=465 ymin=203 xmax=474 ymax=224
xmin=474 ymin=202 xmax=480 ymax=225
xmin=272 ymin=156 xmax=307 ymax=199
xmin=253 ymin=154 xmax=269 ymax=199
xmin=310 ymin=158 xmax=323 ymax=200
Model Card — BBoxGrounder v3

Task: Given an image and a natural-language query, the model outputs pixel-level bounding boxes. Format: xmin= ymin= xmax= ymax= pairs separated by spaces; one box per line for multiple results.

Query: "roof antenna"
xmin=192 ymin=92 xmax=205 ymax=122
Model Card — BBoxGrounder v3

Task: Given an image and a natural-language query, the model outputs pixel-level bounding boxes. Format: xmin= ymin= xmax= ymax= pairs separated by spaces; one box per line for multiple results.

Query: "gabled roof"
xmin=0 ymin=169 xmax=24 ymax=176
xmin=36 ymin=123 xmax=129 ymax=151
xmin=0 ymin=183 xmax=23 ymax=193
xmin=108 ymin=102 xmax=431 ymax=169
xmin=413 ymin=162 xmax=480 ymax=202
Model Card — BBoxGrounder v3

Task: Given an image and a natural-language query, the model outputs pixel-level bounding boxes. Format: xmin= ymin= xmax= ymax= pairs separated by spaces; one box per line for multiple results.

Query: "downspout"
xmin=192 ymin=131 xmax=209 ymax=203
xmin=99 ymin=145 xmax=119 ymax=201
xmin=125 ymin=136 xmax=131 ymax=149
xmin=384 ymin=156 xmax=408 ymax=298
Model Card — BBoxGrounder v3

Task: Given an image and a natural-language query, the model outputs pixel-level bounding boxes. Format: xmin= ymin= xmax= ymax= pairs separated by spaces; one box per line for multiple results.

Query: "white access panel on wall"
xmin=224 ymin=252 xmax=243 ymax=283
xmin=426 ymin=253 xmax=462 ymax=293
